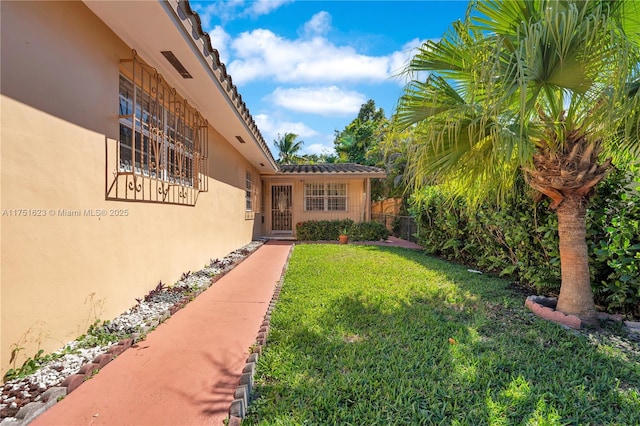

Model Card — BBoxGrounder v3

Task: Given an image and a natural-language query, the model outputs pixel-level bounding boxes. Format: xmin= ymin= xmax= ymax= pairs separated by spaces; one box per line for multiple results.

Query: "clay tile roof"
xmin=179 ymin=0 xmax=278 ymax=168
xmin=278 ymin=163 xmax=386 ymax=176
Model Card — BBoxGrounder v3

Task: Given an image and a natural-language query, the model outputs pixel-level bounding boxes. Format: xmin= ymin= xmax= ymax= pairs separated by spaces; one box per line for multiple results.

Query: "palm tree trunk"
xmin=555 ymin=195 xmax=597 ymax=325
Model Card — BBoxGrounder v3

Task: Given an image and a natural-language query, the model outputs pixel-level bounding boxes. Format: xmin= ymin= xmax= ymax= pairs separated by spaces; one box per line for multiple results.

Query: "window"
xmin=110 ymin=55 xmax=208 ymax=206
xmin=327 ymin=182 xmax=347 ymax=211
xmin=246 ymin=170 xmax=253 ymax=211
xmin=304 ymin=183 xmax=325 ymax=211
xmin=304 ymin=182 xmax=347 ymax=211
xmin=118 ymin=67 xmax=206 ymax=190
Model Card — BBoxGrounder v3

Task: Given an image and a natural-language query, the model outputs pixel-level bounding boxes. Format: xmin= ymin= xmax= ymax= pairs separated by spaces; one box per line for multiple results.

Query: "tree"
xmin=334 ymin=100 xmax=387 ymax=164
xmin=395 ymin=0 xmax=640 ymax=324
xmin=300 ymin=153 xmax=338 ymax=164
xmin=273 ymin=133 xmax=304 ymax=164
xmin=379 ymin=126 xmax=414 ymax=199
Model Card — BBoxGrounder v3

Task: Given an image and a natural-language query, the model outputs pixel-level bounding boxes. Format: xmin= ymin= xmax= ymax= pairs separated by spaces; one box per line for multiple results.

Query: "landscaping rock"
xmin=0 ymin=240 xmax=265 ymax=423
xmin=625 ymin=321 xmax=640 ymax=335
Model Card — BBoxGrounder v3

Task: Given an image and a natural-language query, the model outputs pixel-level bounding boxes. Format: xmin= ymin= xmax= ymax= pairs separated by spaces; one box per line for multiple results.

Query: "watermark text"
xmin=2 ymin=208 xmax=130 ymax=217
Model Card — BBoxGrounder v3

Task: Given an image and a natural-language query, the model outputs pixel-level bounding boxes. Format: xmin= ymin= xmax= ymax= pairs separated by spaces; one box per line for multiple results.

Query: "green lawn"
xmin=243 ymin=244 xmax=640 ymax=425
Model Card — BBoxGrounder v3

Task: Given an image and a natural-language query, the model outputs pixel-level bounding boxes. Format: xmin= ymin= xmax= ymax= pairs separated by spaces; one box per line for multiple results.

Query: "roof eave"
xmin=82 ymin=0 xmax=279 ymax=173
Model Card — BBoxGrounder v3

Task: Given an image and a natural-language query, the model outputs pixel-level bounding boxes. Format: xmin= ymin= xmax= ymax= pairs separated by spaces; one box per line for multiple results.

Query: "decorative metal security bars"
xmin=112 ymin=53 xmax=208 ymax=205
xmin=271 ymin=185 xmax=292 ymax=233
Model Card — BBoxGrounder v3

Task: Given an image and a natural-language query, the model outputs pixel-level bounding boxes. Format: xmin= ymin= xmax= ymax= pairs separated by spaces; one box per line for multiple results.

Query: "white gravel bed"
xmin=0 ymin=240 xmax=264 ymax=420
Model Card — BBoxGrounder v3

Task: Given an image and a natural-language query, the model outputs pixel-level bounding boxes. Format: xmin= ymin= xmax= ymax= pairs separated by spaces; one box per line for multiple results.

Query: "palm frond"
xmin=394 ymin=0 xmax=640 ymax=209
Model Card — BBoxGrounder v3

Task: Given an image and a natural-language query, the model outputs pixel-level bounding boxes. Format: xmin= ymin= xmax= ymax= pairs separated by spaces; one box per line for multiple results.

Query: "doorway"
xmin=271 ymin=184 xmax=293 ymax=234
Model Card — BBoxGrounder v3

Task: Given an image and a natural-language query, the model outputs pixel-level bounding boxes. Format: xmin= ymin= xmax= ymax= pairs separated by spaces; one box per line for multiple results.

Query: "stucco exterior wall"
xmin=262 ymin=176 xmax=368 ymax=237
xmin=0 ymin=1 xmax=260 ymax=375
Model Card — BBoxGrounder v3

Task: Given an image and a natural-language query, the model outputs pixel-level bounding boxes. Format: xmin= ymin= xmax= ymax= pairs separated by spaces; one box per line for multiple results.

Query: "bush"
xmin=411 ymin=166 xmax=640 ymax=316
xmin=411 ymin=185 xmax=561 ymax=292
xmin=296 ymin=220 xmax=354 ymax=241
xmin=349 ymin=221 xmax=390 ymax=242
xmin=587 ymin=165 xmax=640 ymax=315
xmin=296 ymin=220 xmax=389 ymax=242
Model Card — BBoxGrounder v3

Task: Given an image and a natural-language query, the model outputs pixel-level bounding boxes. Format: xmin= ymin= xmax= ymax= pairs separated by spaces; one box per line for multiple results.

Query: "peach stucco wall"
xmin=262 ymin=176 xmax=368 ymax=237
xmin=0 ymin=1 xmax=260 ymax=375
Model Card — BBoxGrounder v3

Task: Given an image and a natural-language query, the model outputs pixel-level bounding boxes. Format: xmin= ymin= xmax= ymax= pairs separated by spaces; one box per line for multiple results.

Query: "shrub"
xmin=411 ymin=165 xmax=640 ymax=316
xmin=349 ymin=221 xmax=390 ymax=242
xmin=587 ymin=165 xmax=640 ymax=316
xmin=411 ymin=185 xmax=561 ymax=292
xmin=296 ymin=220 xmax=353 ymax=241
xmin=295 ymin=220 xmax=389 ymax=242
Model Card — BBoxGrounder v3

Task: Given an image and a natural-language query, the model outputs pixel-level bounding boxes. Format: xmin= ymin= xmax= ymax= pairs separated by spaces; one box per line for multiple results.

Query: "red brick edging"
xmin=524 ymin=295 xmax=624 ymax=329
xmin=227 ymin=243 xmax=294 ymax=423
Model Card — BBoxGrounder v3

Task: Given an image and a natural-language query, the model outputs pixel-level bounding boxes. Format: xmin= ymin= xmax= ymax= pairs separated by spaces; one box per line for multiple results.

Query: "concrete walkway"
xmin=31 ymin=241 xmax=293 ymax=426
xmin=30 ymin=238 xmax=421 ymax=425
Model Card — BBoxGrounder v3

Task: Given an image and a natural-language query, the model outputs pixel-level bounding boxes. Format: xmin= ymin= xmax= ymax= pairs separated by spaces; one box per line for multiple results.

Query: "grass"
xmin=243 ymin=244 xmax=640 ymax=425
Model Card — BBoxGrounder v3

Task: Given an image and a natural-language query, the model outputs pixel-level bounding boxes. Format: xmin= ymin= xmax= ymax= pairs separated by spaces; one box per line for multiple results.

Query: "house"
xmin=0 ymin=1 xmax=384 ymax=377
xmin=262 ymin=164 xmax=385 ymax=237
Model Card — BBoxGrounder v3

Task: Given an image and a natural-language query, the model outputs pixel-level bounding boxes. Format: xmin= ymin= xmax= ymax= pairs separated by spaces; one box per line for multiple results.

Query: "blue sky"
xmin=190 ymin=0 xmax=470 ymax=156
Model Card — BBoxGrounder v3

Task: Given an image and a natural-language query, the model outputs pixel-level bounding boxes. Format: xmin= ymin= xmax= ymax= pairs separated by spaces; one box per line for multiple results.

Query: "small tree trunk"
xmin=555 ymin=196 xmax=597 ymax=325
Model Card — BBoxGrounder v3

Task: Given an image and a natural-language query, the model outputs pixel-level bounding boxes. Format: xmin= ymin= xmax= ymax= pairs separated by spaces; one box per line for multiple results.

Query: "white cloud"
xmin=191 ymin=8 xmax=431 ymax=88
xmin=268 ymin=86 xmax=365 ymax=116
xmin=191 ymin=0 xmax=291 ymax=26
xmin=301 ymin=131 xmax=340 ymax=155
xmin=301 ymin=11 xmax=332 ymax=37
xmin=245 ymin=0 xmax=294 ymax=18
xmin=253 ymin=114 xmax=337 ymax=155
xmin=190 ymin=1 xmax=245 ymax=27
xmin=207 ymin=26 xmax=232 ymax=65
xmin=254 ymin=113 xmax=318 ymax=145
xmin=391 ymin=38 xmax=437 ymax=85
xmin=304 ymin=143 xmax=334 ymax=156
xmin=227 ymin=28 xmax=395 ymax=85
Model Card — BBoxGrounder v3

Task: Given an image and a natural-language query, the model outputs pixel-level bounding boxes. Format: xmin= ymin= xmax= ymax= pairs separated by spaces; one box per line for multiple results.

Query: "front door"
xmin=271 ymin=184 xmax=293 ymax=234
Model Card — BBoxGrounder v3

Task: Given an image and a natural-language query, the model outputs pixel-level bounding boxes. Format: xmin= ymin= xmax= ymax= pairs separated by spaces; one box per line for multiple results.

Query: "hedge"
xmin=410 ymin=166 xmax=640 ymax=316
xmin=296 ymin=220 xmax=390 ymax=242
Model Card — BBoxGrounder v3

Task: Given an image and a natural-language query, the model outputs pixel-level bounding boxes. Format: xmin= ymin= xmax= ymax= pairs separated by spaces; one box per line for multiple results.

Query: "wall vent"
xmin=161 ymin=51 xmax=192 ymax=79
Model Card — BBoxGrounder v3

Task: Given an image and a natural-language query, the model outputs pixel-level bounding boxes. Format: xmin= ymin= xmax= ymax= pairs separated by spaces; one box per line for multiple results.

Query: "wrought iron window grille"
xmin=108 ymin=52 xmax=209 ymax=206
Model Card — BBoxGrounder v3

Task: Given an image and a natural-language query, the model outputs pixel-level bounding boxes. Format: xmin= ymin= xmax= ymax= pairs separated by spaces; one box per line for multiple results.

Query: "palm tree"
xmin=395 ymin=0 xmax=640 ymax=324
xmin=273 ymin=133 xmax=304 ymax=164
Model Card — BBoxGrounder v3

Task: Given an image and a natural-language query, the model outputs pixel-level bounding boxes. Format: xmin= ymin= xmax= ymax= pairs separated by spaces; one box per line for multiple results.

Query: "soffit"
xmin=82 ymin=0 xmax=278 ymax=173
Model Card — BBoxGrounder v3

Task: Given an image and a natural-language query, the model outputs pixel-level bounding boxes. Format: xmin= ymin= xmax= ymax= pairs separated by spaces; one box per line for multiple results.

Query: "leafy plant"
xmin=296 ymin=220 xmax=354 ymax=241
xmin=348 ymin=221 xmax=390 ymax=242
xmin=3 ymin=350 xmax=46 ymax=382
xmin=76 ymin=320 xmax=122 ymax=349
xmin=588 ymin=165 xmax=640 ymax=316
xmin=135 ymin=281 xmax=166 ymax=304
xmin=394 ymin=0 xmax=640 ymax=324
xmin=411 ymin=165 xmax=640 ymax=316
xmin=296 ymin=220 xmax=389 ymax=242
xmin=391 ymin=216 xmax=402 ymax=237
xmin=237 ymin=248 xmax=251 ymax=256
xmin=2 ymin=346 xmax=77 ymax=382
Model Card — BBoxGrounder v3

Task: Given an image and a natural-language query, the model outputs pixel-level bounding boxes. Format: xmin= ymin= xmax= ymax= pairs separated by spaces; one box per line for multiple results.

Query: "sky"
xmin=190 ymin=0 xmax=471 ymax=156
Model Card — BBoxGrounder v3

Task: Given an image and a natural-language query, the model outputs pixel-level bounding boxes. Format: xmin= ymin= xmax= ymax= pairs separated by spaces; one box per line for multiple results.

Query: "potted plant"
xmin=338 ymin=227 xmax=349 ymax=244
